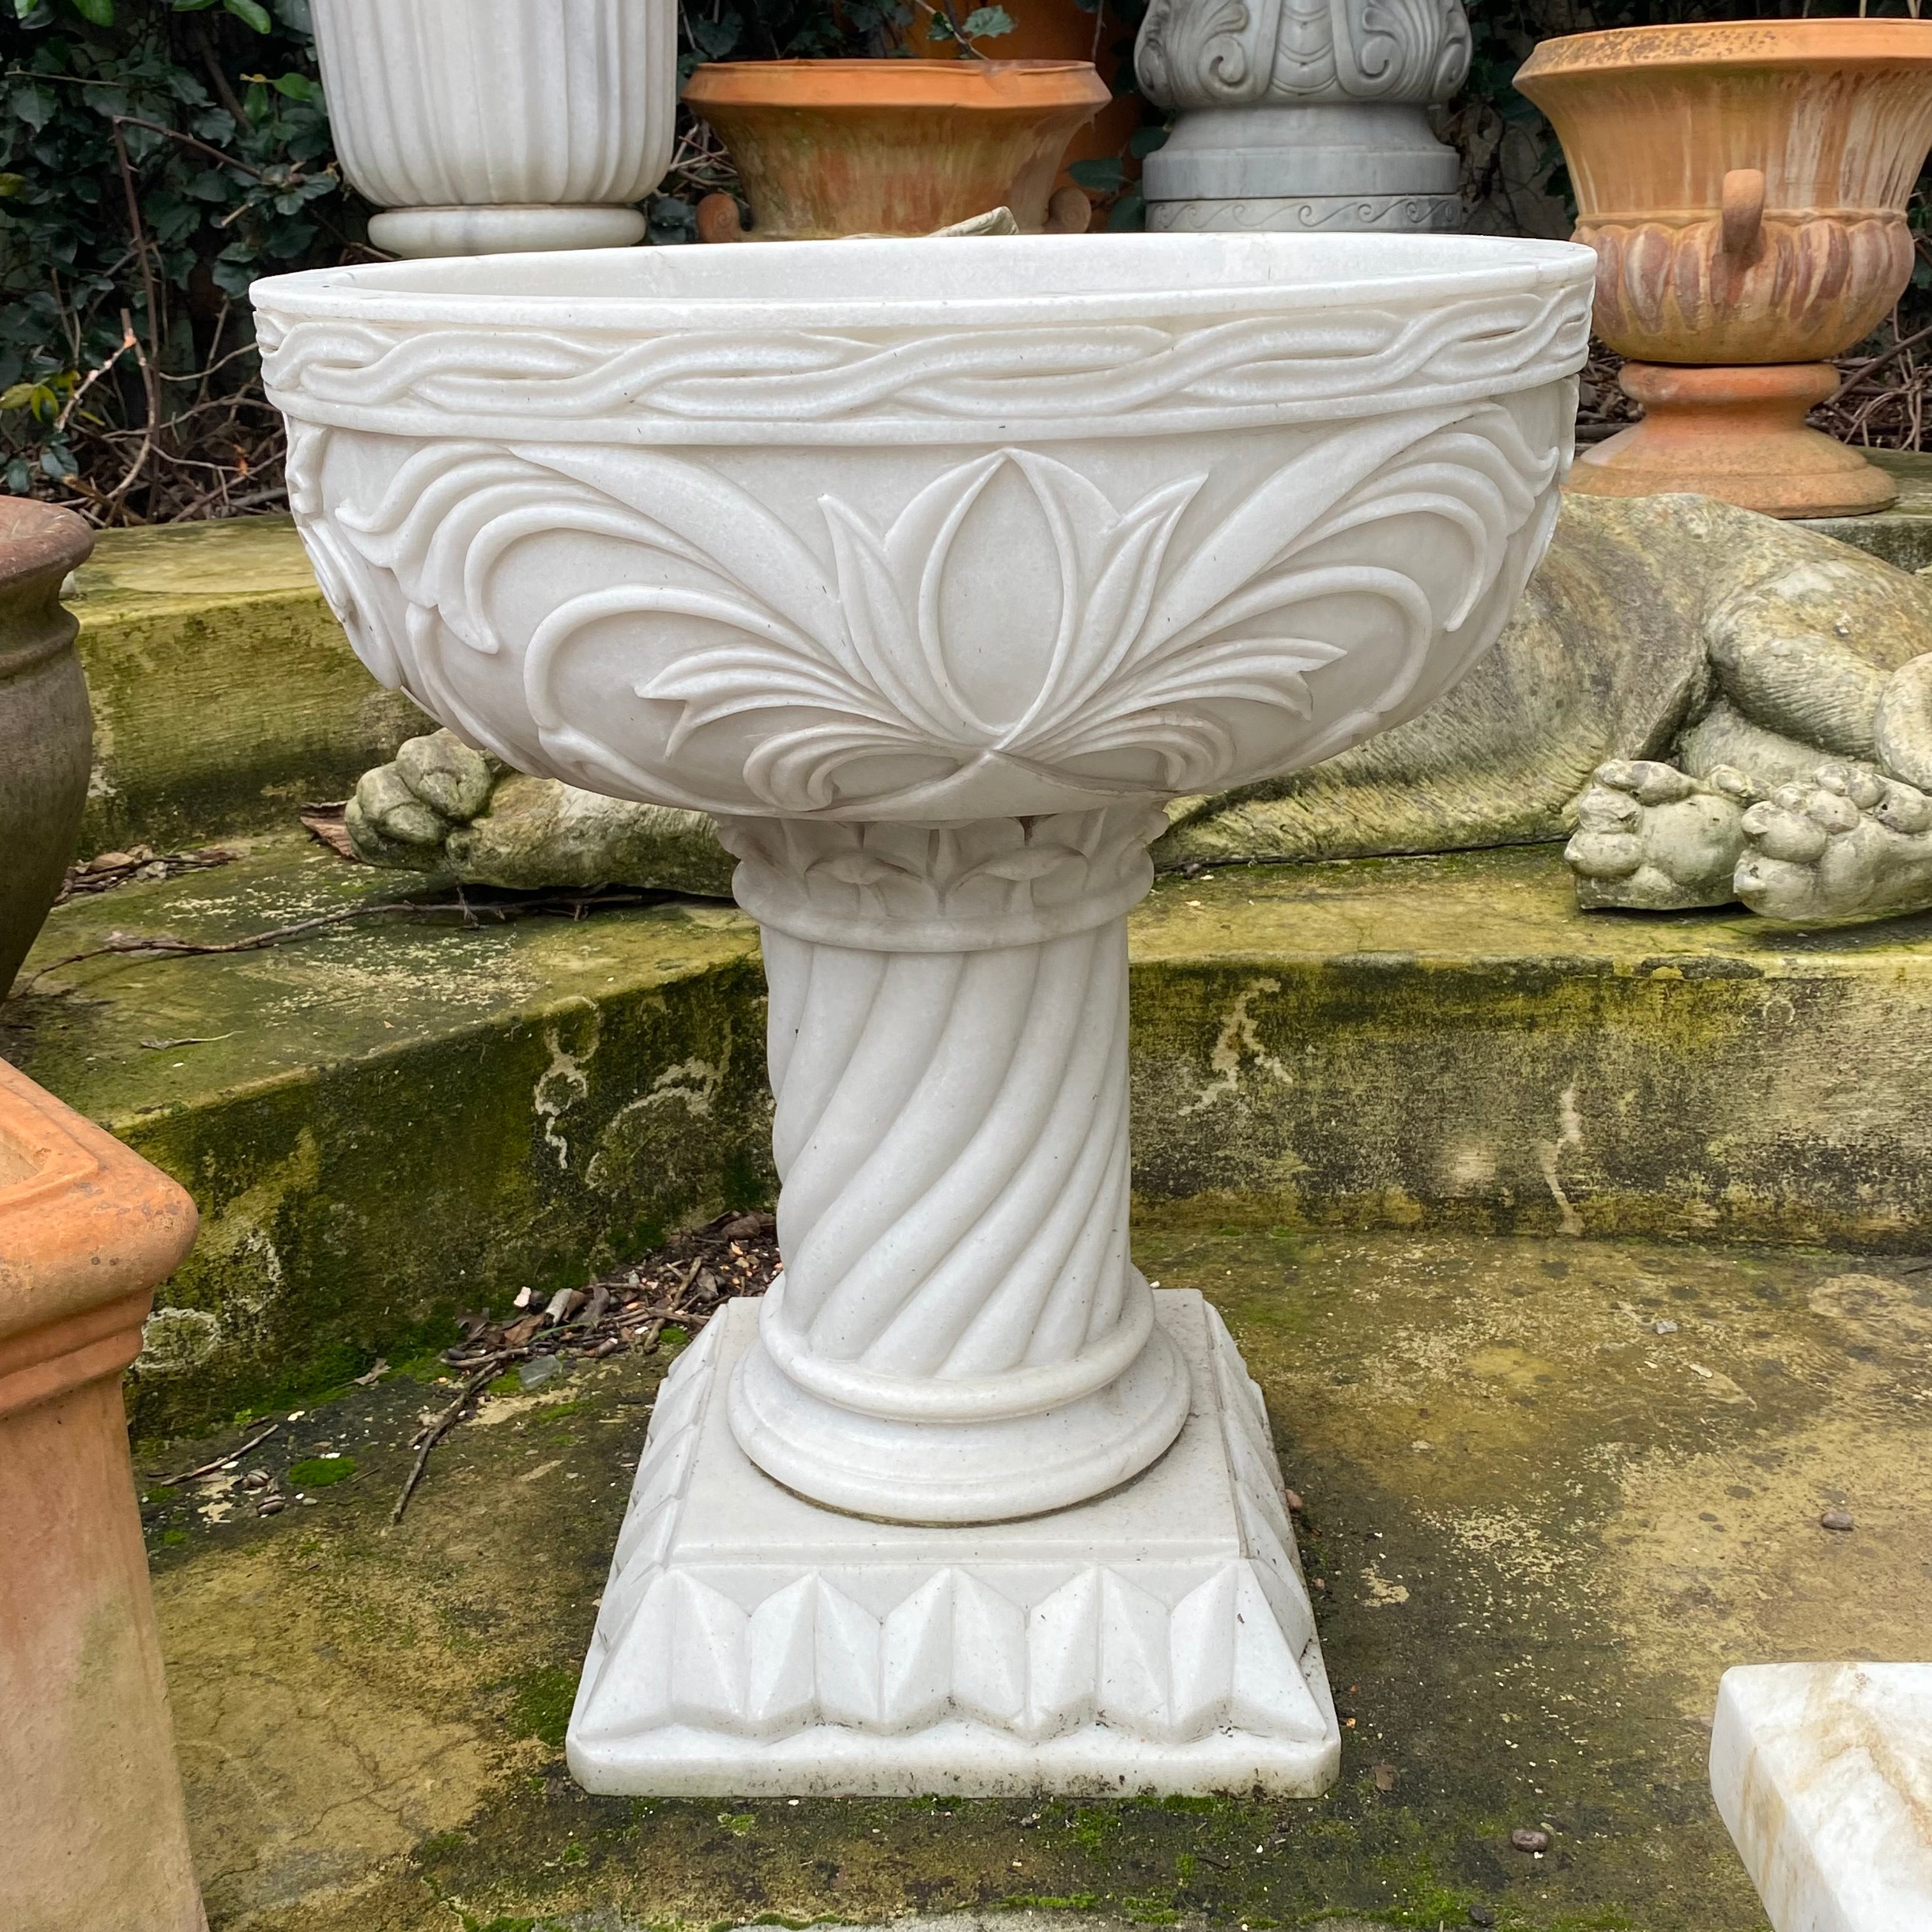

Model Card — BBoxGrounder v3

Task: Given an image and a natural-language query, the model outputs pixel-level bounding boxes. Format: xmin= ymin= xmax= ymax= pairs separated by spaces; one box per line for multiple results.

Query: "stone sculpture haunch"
xmin=353 ymin=494 xmax=1932 ymax=932
xmin=252 ymin=229 xmax=1593 ymax=1794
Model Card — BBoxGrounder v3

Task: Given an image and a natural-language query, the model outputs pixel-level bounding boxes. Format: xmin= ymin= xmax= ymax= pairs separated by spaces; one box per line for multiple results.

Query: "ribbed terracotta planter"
xmin=1 ymin=498 xmax=93 ymax=996
xmin=684 ymin=59 xmax=1109 ymax=238
xmin=1 ymin=1059 xmax=203 ymax=1932
xmin=1517 ymin=20 xmax=1932 ymax=517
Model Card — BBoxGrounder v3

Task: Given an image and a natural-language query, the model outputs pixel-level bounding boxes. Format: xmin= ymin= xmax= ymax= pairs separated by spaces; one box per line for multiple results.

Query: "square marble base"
xmin=1711 ymin=1662 xmax=1932 ymax=1931
xmin=567 ymin=1291 xmax=1342 ymax=1797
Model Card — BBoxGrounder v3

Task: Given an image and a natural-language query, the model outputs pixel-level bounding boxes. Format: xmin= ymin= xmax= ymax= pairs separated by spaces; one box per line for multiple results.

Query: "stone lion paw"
xmin=1564 ymin=759 xmax=1759 ymax=910
xmin=345 ymin=729 xmax=499 ymax=867
xmin=1736 ymin=763 xmax=1932 ymax=926
xmin=344 ymin=732 xmax=736 ymax=896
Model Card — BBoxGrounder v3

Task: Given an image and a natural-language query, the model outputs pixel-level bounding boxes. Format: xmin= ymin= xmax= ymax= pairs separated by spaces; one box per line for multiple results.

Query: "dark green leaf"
xmin=224 ymin=0 xmax=273 ymax=28
xmin=1068 ymin=157 xmax=1124 ymax=194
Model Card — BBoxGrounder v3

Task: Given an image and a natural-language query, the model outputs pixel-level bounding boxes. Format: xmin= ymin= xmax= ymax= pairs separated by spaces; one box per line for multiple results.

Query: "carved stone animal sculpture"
xmin=344 ymin=493 xmax=1932 ymax=928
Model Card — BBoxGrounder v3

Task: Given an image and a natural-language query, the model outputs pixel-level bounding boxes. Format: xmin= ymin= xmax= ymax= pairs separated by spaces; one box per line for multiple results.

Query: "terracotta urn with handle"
xmin=1517 ymin=19 xmax=1932 ymax=517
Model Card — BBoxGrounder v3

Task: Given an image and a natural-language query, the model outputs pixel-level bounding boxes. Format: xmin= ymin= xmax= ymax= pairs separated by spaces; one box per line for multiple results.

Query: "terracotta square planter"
xmin=0 ymin=1057 xmax=204 ymax=1932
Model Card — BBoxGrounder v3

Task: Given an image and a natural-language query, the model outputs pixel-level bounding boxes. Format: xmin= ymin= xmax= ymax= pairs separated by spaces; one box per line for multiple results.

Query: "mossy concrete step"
xmin=8 ymin=835 xmax=1932 ymax=1435
xmin=141 ymin=1224 xmax=1932 ymax=1929
xmin=2 ymin=837 xmax=773 ymax=1439
xmin=67 ymin=515 xmax=422 ymax=857
xmin=1800 ymin=447 xmax=1932 ymax=568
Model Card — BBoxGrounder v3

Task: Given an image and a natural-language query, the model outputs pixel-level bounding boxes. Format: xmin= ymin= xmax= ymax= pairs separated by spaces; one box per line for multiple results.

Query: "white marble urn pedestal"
xmin=1135 ymin=0 xmax=1473 ymax=234
xmin=250 ymin=229 xmax=1593 ymax=1794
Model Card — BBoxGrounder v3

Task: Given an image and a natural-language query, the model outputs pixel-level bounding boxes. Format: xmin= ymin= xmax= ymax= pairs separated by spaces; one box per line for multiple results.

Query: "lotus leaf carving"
xmin=286 ymin=396 xmax=1560 ymax=822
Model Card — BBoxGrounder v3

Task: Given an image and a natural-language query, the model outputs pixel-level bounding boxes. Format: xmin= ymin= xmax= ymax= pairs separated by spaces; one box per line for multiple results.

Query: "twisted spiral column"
xmin=715 ymin=807 xmax=1190 ymax=1525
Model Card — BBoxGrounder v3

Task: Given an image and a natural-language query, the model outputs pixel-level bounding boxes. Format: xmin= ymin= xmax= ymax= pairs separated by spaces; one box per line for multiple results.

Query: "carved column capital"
xmin=1138 ymin=0 xmax=1471 ymax=112
xmin=713 ymin=803 xmax=1169 ymax=954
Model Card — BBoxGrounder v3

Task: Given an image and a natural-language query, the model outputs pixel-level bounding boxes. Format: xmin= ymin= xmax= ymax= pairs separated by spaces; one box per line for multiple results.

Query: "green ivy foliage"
xmin=1 ymin=0 xmax=344 ymax=507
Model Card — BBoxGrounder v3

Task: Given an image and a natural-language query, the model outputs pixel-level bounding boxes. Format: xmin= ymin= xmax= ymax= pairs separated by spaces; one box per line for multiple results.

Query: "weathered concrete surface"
xmin=68 ymin=516 xmax=424 ymax=857
xmin=1128 ymin=845 xmax=1932 ymax=1249
xmin=11 ymin=836 xmax=1932 ymax=1431
xmin=140 ymin=1225 xmax=1932 ymax=1929
xmin=1802 ymin=450 xmax=1932 ymax=572
xmin=1 ymin=838 xmax=772 ymax=1439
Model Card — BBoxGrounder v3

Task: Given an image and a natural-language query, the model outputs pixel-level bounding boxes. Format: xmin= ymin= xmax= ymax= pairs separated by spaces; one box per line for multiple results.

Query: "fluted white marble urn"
xmin=311 ymin=0 xmax=675 ymax=258
xmin=251 ymin=231 xmax=1593 ymax=1795
xmin=1136 ymin=0 xmax=1473 ymax=234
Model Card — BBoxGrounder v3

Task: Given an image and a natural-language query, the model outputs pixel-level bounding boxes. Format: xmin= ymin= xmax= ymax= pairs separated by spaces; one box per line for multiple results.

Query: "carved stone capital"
xmin=1138 ymin=0 xmax=1471 ymax=112
xmin=713 ymin=804 xmax=1167 ymax=953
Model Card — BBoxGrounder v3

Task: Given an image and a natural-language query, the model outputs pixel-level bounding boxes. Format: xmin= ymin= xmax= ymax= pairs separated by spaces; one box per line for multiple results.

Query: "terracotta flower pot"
xmin=1517 ymin=20 xmax=1932 ymax=518
xmin=1 ymin=1059 xmax=203 ymax=1931
xmin=684 ymin=59 xmax=1110 ymax=238
xmin=1 ymin=498 xmax=93 ymax=995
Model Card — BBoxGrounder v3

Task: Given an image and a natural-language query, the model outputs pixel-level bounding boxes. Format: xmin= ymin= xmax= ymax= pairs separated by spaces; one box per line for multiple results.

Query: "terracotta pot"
xmin=684 ymin=59 xmax=1110 ymax=238
xmin=0 ymin=499 xmax=93 ymax=995
xmin=905 ymin=1 xmax=1142 ymax=211
xmin=1 ymin=1058 xmax=203 ymax=1932
xmin=1517 ymin=20 xmax=1932 ymax=517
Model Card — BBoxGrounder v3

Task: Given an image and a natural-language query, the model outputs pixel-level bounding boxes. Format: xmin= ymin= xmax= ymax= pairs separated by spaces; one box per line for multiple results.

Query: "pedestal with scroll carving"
xmin=1135 ymin=0 xmax=1471 ymax=233
xmin=251 ymin=229 xmax=1593 ymax=1793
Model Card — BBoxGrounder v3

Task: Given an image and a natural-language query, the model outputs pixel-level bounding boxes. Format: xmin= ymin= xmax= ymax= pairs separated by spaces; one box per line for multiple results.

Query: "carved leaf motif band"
xmin=284 ymin=402 xmax=1561 ymax=822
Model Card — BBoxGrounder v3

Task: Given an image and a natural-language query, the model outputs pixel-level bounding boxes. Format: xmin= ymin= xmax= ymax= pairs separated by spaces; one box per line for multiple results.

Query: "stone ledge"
xmin=67 ymin=515 xmax=421 ymax=858
xmin=9 ymin=835 xmax=1932 ymax=1432
xmin=3 ymin=835 xmax=772 ymax=1438
xmin=1798 ymin=447 xmax=1932 ymax=569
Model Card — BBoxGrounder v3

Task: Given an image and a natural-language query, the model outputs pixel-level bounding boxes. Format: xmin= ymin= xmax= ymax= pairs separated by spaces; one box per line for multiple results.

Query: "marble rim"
xmin=250 ymin=231 xmax=1595 ymax=337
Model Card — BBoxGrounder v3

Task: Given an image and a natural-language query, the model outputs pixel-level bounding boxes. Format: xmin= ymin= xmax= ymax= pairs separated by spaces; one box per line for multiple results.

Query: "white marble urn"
xmin=310 ymin=0 xmax=675 ymax=258
xmin=1136 ymin=0 xmax=1473 ymax=234
xmin=251 ymin=231 xmax=1592 ymax=1795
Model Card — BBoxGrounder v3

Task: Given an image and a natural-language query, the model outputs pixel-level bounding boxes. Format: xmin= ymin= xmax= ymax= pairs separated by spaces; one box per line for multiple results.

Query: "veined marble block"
xmin=1711 ymin=1662 xmax=1932 ymax=1932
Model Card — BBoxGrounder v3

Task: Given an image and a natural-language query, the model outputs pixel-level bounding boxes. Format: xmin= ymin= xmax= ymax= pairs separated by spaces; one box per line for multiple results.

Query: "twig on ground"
xmin=392 ymin=1359 xmax=509 ymax=1524
xmin=148 ymin=1421 xmax=280 ymax=1487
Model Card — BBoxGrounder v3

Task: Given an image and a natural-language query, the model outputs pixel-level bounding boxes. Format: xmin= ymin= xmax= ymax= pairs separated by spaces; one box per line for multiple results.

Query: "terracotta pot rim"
xmin=0 ymin=498 xmax=93 ymax=594
xmin=685 ymin=57 xmax=1110 ymax=111
xmin=1520 ymin=17 xmax=1932 ymax=82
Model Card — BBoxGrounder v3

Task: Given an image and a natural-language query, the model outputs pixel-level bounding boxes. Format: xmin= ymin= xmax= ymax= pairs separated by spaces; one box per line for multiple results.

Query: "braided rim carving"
xmin=257 ymin=289 xmax=1588 ymax=444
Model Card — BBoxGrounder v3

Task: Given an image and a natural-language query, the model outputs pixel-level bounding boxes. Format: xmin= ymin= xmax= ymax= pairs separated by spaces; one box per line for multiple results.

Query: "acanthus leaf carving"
xmin=1139 ymin=0 xmax=1469 ymax=107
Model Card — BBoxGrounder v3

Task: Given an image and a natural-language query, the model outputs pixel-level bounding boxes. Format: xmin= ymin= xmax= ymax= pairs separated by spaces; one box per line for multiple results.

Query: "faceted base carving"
xmin=1147 ymin=192 xmax=1460 ymax=233
xmin=568 ymin=1291 xmax=1341 ymax=1797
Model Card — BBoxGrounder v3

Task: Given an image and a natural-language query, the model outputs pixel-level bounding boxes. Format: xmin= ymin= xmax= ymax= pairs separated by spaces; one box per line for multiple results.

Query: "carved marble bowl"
xmin=254 ymin=234 xmax=1590 ymax=1797
xmin=254 ymin=234 xmax=1591 ymax=825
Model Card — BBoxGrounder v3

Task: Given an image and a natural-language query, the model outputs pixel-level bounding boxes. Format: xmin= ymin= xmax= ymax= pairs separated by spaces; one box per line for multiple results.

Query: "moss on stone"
xmin=6 ymin=834 xmax=774 ymax=1438
xmin=146 ymin=1226 xmax=1932 ymax=1931
xmin=66 ymin=516 xmax=422 ymax=858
